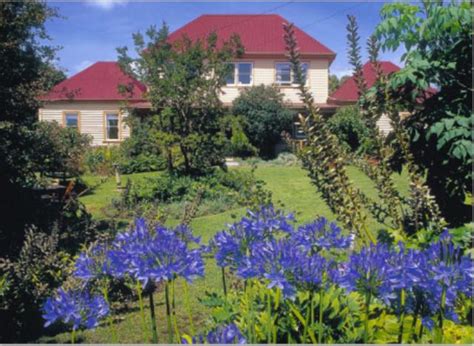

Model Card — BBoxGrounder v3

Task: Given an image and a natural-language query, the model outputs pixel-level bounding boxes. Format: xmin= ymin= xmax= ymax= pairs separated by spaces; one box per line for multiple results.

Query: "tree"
xmin=328 ymin=74 xmax=350 ymax=93
xmin=232 ymin=85 xmax=294 ymax=158
xmin=375 ymin=1 xmax=472 ymax=224
xmin=117 ymin=24 xmax=243 ymax=175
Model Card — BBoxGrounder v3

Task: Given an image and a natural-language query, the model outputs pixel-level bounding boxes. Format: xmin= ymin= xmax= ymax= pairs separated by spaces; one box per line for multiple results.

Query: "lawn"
xmin=39 ymin=164 xmax=410 ymax=343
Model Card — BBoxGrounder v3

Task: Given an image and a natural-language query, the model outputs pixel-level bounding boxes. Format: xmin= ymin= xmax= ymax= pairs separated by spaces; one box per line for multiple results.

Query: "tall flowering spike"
xmin=212 ymin=206 xmax=294 ymax=271
xmin=206 ymin=323 xmax=247 ymax=344
xmin=107 ymin=218 xmax=204 ymax=286
xmin=74 ymin=244 xmax=112 ymax=281
xmin=291 ymin=217 xmax=352 ymax=254
xmin=337 ymin=243 xmax=392 ymax=296
xmin=43 ymin=288 xmax=109 ymax=331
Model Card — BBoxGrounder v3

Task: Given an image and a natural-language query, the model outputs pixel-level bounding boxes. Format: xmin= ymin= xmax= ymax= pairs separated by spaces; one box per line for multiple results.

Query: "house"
xmin=328 ymin=61 xmax=401 ymax=135
xmin=39 ymin=61 xmax=147 ymax=145
xmin=39 ymin=14 xmax=336 ymax=145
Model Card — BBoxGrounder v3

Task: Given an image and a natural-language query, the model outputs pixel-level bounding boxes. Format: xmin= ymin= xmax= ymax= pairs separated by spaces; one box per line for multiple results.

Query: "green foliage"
xmin=84 ymin=146 xmax=165 ymax=176
xmin=34 ymin=121 xmax=92 ymax=178
xmin=375 ymin=1 xmax=472 ymax=224
xmin=220 ymin=115 xmax=257 ymax=158
xmin=117 ymin=168 xmax=272 ymax=219
xmin=328 ymin=74 xmax=350 ymax=94
xmin=118 ymin=23 xmax=243 ymax=175
xmin=232 ymin=85 xmax=294 ymax=158
xmin=327 ymin=105 xmax=376 ymax=155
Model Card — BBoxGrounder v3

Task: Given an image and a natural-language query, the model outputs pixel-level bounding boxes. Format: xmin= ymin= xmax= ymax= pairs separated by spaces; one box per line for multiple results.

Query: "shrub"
xmin=232 ymin=85 xmax=294 ymax=158
xmin=327 ymin=105 xmax=376 ymax=155
xmin=220 ymin=115 xmax=257 ymax=158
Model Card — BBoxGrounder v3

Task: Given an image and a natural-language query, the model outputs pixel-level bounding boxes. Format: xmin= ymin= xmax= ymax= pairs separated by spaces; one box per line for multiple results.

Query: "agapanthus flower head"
xmin=43 ymin=288 xmax=109 ymax=331
xmin=74 ymin=244 xmax=112 ymax=281
xmin=337 ymin=243 xmax=392 ymax=296
xmin=206 ymin=323 xmax=247 ymax=344
xmin=107 ymin=218 xmax=205 ymax=286
xmin=172 ymin=224 xmax=201 ymax=244
xmin=291 ymin=217 xmax=352 ymax=254
xmin=212 ymin=206 xmax=295 ymax=270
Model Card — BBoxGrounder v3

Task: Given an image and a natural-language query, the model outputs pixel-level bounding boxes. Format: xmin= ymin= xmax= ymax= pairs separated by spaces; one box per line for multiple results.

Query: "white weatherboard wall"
xmin=39 ymin=101 xmax=130 ymax=146
xmin=220 ymin=58 xmax=329 ymax=105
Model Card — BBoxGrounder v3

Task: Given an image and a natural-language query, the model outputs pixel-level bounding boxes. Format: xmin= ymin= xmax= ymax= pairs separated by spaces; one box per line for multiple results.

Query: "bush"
xmin=232 ymin=85 xmax=294 ymax=158
xmin=220 ymin=115 xmax=257 ymax=158
xmin=327 ymin=105 xmax=376 ymax=155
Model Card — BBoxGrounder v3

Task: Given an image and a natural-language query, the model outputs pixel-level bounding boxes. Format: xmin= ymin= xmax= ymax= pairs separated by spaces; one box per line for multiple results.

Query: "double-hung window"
xmin=105 ymin=112 xmax=120 ymax=141
xmin=225 ymin=62 xmax=253 ymax=86
xmin=275 ymin=62 xmax=309 ymax=85
xmin=64 ymin=112 xmax=79 ymax=130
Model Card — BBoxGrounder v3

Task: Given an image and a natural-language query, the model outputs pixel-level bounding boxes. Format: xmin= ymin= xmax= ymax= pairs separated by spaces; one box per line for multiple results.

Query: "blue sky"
xmin=45 ymin=1 xmax=405 ymax=78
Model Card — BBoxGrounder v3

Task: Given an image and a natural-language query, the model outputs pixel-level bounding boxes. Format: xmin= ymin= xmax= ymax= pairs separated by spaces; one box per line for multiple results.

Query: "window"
xmin=225 ymin=62 xmax=253 ymax=86
xmin=105 ymin=113 xmax=120 ymax=140
xmin=64 ymin=112 xmax=79 ymax=129
xmin=225 ymin=63 xmax=236 ymax=85
xmin=276 ymin=63 xmax=292 ymax=84
xmin=293 ymin=121 xmax=306 ymax=139
xmin=276 ymin=62 xmax=309 ymax=85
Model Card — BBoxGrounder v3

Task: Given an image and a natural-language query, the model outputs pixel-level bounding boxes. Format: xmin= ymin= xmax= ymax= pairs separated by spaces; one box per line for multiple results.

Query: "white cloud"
xmin=84 ymin=0 xmax=128 ymax=11
xmin=73 ymin=60 xmax=94 ymax=74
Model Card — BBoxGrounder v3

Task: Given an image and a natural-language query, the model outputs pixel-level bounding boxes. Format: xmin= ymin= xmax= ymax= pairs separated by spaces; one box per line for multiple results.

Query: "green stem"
xmin=435 ymin=287 xmax=447 ymax=343
xmin=183 ymin=280 xmax=195 ymax=335
xmin=165 ymin=282 xmax=173 ymax=344
xmin=266 ymin=291 xmax=272 ymax=343
xmin=136 ymin=281 xmax=148 ymax=343
xmin=71 ymin=329 xmax=76 ymax=344
xmin=418 ymin=322 xmax=424 ymax=341
xmin=149 ymin=292 xmax=158 ymax=343
xmin=302 ymin=293 xmax=311 ymax=343
xmin=171 ymin=280 xmax=180 ymax=342
xmin=318 ymin=289 xmax=324 ymax=344
xmin=246 ymin=280 xmax=255 ymax=343
xmin=364 ymin=292 xmax=372 ymax=344
xmin=398 ymin=288 xmax=406 ymax=343
xmin=101 ymin=282 xmax=118 ymax=343
xmin=221 ymin=267 xmax=227 ymax=297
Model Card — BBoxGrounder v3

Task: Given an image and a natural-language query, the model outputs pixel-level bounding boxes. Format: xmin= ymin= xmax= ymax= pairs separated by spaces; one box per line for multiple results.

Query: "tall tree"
xmin=375 ymin=1 xmax=472 ymax=224
xmin=117 ymin=24 xmax=243 ymax=175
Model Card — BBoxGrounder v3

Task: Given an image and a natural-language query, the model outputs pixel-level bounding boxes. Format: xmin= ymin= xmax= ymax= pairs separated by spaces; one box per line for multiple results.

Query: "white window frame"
xmin=226 ymin=62 xmax=253 ymax=86
xmin=275 ymin=62 xmax=309 ymax=86
xmin=104 ymin=112 xmax=120 ymax=142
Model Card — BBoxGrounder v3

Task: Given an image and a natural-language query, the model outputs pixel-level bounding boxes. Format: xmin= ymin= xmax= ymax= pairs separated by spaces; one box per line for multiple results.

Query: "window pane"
xmin=106 ymin=114 xmax=119 ymax=140
xmin=276 ymin=63 xmax=291 ymax=83
xmin=237 ymin=63 xmax=252 ymax=85
xmin=297 ymin=63 xmax=308 ymax=84
xmin=65 ymin=113 xmax=78 ymax=128
xmin=225 ymin=63 xmax=235 ymax=85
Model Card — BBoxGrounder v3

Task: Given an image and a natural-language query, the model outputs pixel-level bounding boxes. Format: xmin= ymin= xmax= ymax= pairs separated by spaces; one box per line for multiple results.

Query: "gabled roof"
xmin=328 ymin=61 xmax=400 ymax=104
xmin=168 ymin=14 xmax=335 ymax=59
xmin=40 ymin=62 xmax=146 ymax=102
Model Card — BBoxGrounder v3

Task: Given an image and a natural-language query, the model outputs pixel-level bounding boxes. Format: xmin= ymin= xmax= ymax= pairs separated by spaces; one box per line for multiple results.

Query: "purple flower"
xmin=291 ymin=217 xmax=352 ymax=253
xmin=337 ymin=243 xmax=392 ymax=296
xmin=212 ymin=206 xmax=294 ymax=270
xmin=107 ymin=218 xmax=205 ymax=286
xmin=74 ymin=244 xmax=112 ymax=281
xmin=43 ymin=288 xmax=109 ymax=331
xmin=206 ymin=323 xmax=247 ymax=344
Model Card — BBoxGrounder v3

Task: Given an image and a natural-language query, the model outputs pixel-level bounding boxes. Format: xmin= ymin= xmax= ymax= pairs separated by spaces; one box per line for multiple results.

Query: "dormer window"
xmin=276 ymin=62 xmax=308 ymax=85
xmin=225 ymin=62 xmax=253 ymax=86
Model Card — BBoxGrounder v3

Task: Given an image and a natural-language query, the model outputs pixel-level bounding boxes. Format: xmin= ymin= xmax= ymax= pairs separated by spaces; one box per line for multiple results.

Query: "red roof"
xmin=40 ymin=62 xmax=146 ymax=101
xmin=328 ymin=61 xmax=400 ymax=104
xmin=168 ymin=14 xmax=335 ymax=58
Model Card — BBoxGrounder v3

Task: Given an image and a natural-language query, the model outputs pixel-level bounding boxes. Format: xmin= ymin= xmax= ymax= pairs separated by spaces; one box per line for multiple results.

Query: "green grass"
xmin=39 ymin=164 xmax=410 ymax=343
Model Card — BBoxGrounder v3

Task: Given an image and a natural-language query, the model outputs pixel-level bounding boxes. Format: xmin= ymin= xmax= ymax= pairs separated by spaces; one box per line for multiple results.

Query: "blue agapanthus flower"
xmin=107 ymin=218 xmax=205 ymax=286
xmin=74 ymin=244 xmax=112 ymax=281
xmin=212 ymin=206 xmax=295 ymax=270
xmin=415 ymin=231 xmax=474 ymax=328
xmin=291 ymin=217 xmax=352 ymax=253
xmin=206 ymin=323 xmax=247 ymax=344
xmin=336 ymin=243 xmax=392 ymax=296
xmin=43 ymin=288 xmax=109 ymax=331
